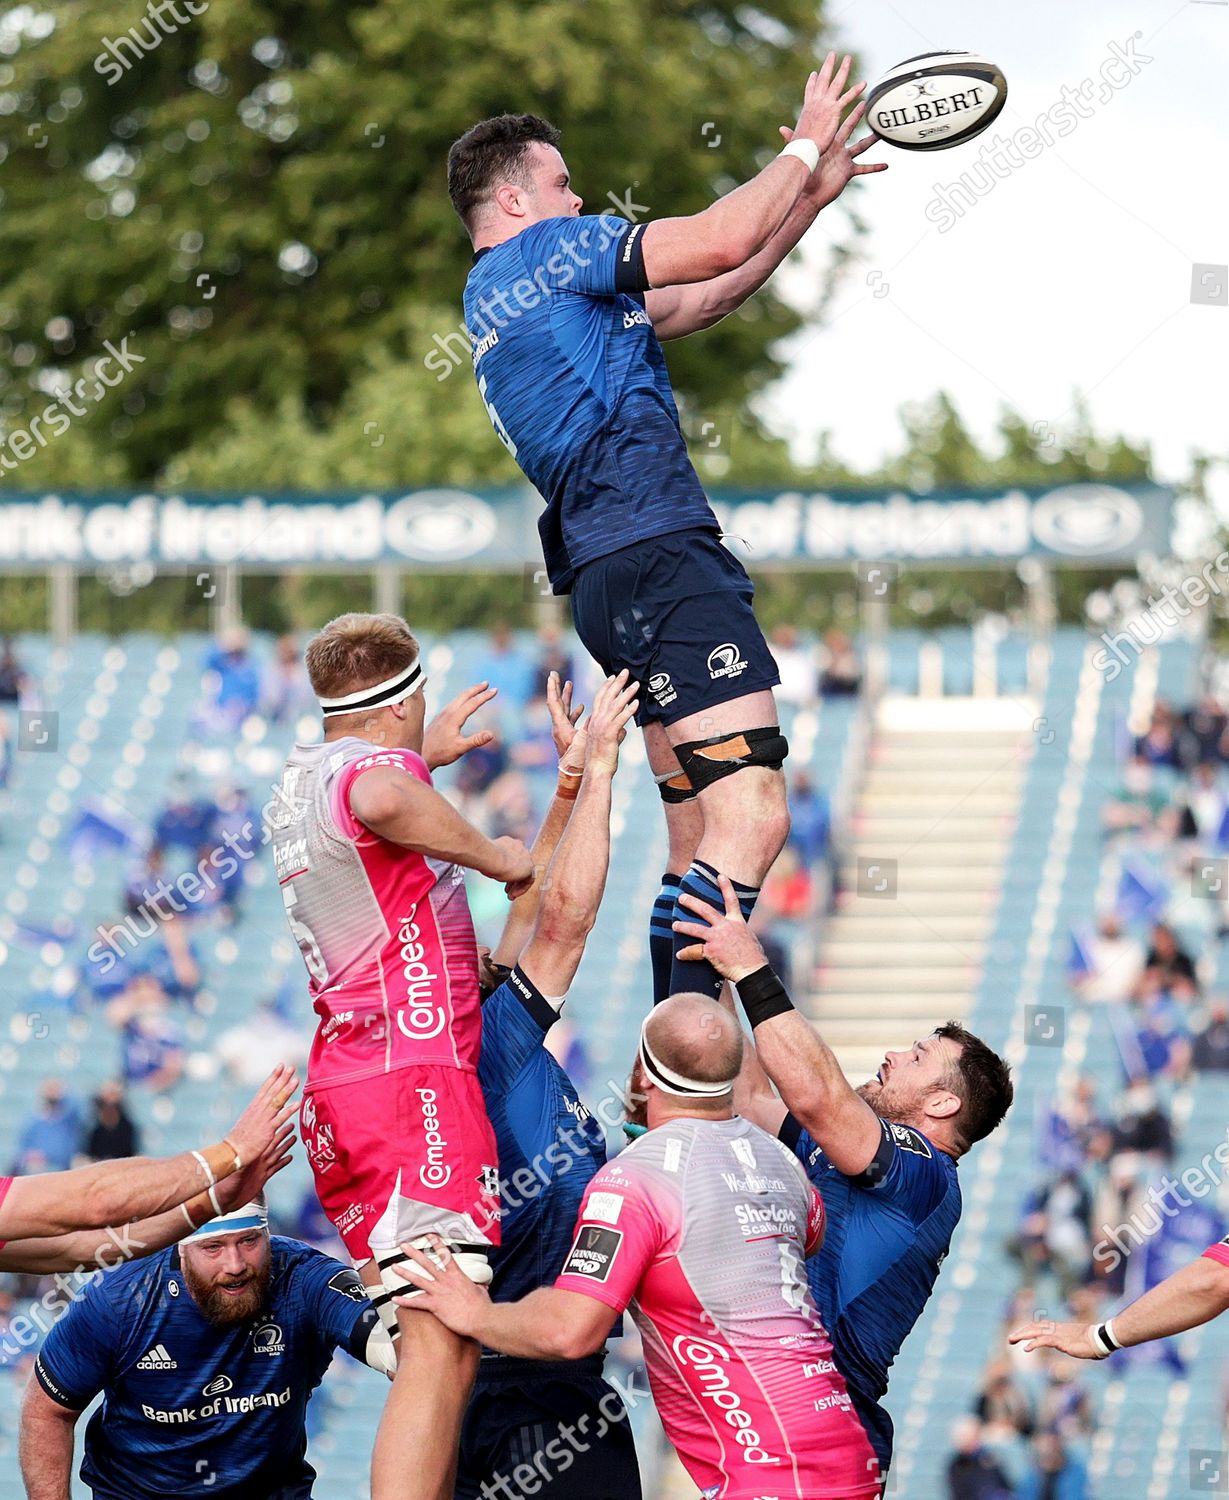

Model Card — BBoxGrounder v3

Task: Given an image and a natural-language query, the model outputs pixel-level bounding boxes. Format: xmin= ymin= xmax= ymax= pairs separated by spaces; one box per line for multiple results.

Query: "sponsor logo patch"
xmin=563 ymin=1225 xmax=622 ymax=1282
xmin=707 ymin=642 xmax=749 ymax=681
xmin=136 ymin=1344 xmax=177 ymax=1371
xmin=585 ymin=1191 xmax=624 ymax=1225
xmin=889 ymin=1123 xmax=933 ymax=1158
xmin=327 ymin=1268 xmax=367 ymax=1302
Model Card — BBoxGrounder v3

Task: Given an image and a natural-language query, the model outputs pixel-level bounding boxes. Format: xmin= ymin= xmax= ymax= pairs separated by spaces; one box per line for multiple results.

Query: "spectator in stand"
xmin=1012 ymin=1171 xmax=1093 ymax=1294
xmin=215 ymin=996 xmax=310 ymax=1088
xmin=946 ymin=1416 xmax=1015 ymax=1500
xmin=477 ymin=623 xmax=533 ymax=725
xmin=1133 ymin=701 xmax=1181 ymax=768
xmin=1132 ymin=1001 xmax=1191 ymax=1081
xmin=1179 ymin=693 xmax=1228 ymax=769
xmin=1102 ymin=755 xmax=1167 ymax=836
xmin=758 ymin=844 xmax=812 ymax=924
xmin=529 ymin=623 xmax=575 ymax=701
xmin=1175 ymin=761 xmax=1226 ymax=846
xmin=11 ymin=1080 xmax=82 ymax=1175
xmin=1017 ymin=1433 xmax=1088 ymax=1500
xmin=105 ymin=974 xmax=185 ymax=1093
xmin=153 ymin=780 xmax=217 ymax=856
xmin=1110 ymin=1079 xmax=1173 ymax=1162
xmin=82 ymin=1081 xmax=140 ymax=1162
xmin=1193 ymin=999 xmax=1229 ymax=1071
xmin=0 ymin=637 xmax=30 ymax=703
xmin=1136 ymin=921 xmax=1200 ymax=1001
xmin=205 ymin=783 xmax=260 ymax=918
xmin=786 ymin=770 xmax=830 ymax=867
xmin=975 ymin=1360 xmax=1034 ymax=1444
xmin=1035 ymin=1357 xmax=1094 ymax=1441
xmin=771 ymin=623 xmax=818 ymax=708
xmin=819 ymin=627 xmax=861 ymax=697
xmin=1091 ymin=1155 xmax=1146 ymax=1293
xmin=1072 ymin=913 xmax=1145 ymax=1004
xmin=197 ymin=627 xmax=262 ymax=733
xmin=262 ymin=633 xmax=315 ymax=725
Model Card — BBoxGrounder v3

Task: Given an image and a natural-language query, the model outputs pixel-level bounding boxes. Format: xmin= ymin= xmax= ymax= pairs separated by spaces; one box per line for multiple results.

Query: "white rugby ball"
xmin=866 ymin=51 xmax=1007 ymax=151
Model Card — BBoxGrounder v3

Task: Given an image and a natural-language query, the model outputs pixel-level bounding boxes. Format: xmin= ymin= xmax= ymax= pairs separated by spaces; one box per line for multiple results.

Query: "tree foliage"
xmin=0 ymin=0 xmax=835 ymax=487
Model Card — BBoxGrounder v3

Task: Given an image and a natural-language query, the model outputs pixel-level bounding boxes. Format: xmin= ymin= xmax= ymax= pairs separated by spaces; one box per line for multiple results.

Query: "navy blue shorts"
xmin=456 ymin=1369 xmax=641 ymax=1500
xmin=570 ymin=529 xmax=780 ymax=726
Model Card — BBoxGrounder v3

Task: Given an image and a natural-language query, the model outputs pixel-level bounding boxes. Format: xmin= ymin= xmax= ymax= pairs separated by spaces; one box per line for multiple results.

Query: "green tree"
xmin=0 ymin=0 xmax=841 ymax=488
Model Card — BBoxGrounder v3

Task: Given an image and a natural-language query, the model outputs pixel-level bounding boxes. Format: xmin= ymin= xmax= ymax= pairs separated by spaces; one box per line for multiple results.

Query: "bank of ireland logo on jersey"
xmin=707 ymin=642 xmax=748 ymax=681
xmin=648 ymin=671 xmax=677 ymax=708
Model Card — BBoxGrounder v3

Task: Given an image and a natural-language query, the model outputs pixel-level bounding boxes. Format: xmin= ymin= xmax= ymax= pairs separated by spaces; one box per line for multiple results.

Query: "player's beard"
xmin=186 ymin=1257 xmax=272 ymax=1327
xmin=856 ymin=1076 xmax=919 ymax=1127
xmin=624 ymin=1057 xmax=649 ymax=1128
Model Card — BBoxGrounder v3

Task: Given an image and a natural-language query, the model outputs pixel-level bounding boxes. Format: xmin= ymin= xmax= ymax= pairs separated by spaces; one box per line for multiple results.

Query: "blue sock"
xmin=669 ymin=860 xmax=759 ymax=1000
xmin=650 ymin=874 xmax=683 ymax=1005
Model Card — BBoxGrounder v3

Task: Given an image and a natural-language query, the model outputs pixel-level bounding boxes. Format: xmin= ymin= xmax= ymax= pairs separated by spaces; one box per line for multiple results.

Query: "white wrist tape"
xmin=779 ymin=139 xmax=820 ymax=173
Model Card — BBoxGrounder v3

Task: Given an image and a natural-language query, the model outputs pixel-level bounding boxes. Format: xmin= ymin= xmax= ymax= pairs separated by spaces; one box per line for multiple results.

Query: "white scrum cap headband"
xmin=638 ymin=1014 xmax=735 ymax=1098
xmin=184 ymin=1199 xmax=269 ymax=1242
xmin=317 ymin=660 xmax=424 ymax=717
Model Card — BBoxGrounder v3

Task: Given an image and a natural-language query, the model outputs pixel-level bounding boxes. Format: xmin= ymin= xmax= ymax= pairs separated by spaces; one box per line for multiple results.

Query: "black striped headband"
xmin=317 ymin=660 xmax=424 ymax=717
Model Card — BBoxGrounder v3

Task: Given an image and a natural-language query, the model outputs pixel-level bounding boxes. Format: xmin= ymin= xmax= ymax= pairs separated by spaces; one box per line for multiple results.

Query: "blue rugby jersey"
xmin=35 ymin=1235 xmax=376 ymax=1500
xmin=781 ymin=1113 xmax=962 ymax=1475
xmin=463 ymin=213 xmax=718 ymax=593
xmin=477 ymin=967 xmax=610 ymax=1366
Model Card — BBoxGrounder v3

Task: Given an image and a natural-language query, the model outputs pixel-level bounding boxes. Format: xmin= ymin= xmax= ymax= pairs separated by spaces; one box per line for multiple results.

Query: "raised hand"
xmin=422 ymin=682 xmax=498 ymax=770
xmin=224 ymin=1064 xmax=300 ymax=1178
xmin=546 ymin=670 xmax=586 ymax=767
xmin=780 ymin=97 xmax=888 ymax=208
xmin=792 ymin=53 xmax=867 ymax=156
xmin=584 ymin=670 xmax=640 ymax=776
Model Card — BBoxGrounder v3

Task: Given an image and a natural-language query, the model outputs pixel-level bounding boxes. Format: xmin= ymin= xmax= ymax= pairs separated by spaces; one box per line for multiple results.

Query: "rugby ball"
xmin=866 ymin=51 xmax=1007 ymax=152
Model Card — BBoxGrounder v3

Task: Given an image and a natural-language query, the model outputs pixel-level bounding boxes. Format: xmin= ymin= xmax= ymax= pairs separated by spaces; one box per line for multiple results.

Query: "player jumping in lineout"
xmin=448 ymin=56 xmax=886 ymax=1006
xmin=271 ymin=612 xmax=534 ymax=1500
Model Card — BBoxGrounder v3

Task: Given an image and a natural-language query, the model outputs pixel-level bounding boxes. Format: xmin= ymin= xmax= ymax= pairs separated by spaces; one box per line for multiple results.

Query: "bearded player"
xmin=447 ymin=56 xmax=886 ymax=1008
xmin=270 ymin=612 xmax=533 ymax=1500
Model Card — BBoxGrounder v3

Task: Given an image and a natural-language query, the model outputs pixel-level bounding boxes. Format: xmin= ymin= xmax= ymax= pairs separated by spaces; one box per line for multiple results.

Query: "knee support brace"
xmin=668 ymin=726 xmax=789 ymax=797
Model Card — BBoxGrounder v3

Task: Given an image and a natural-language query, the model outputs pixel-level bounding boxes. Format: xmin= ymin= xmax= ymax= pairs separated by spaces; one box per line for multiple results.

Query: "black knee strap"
xmin=673 ymin=726 xmax=789 ymax=794
xmin=655 ymin=767 xmax=698 ymax=804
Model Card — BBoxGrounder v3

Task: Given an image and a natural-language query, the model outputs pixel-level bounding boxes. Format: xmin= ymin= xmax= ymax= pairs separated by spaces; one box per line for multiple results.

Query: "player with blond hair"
xmin=271 ymin=611 xmax=533 ymax=1500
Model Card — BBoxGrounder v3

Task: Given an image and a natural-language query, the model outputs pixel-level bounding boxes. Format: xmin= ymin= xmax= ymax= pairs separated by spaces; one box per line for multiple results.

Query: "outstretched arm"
xmin=0 ymin=1066 xmax=297 ymax=1247
xmin=637 ymin=55 xmax=863 ymax=293
xmin=516 ymin=672 xmax=639 ymax=999
xmin=674 ymin=877 xmax=881 ymax=1174
xmin=0 ymin=1117 xmax=294 ymax=1274
xmin=647 ymin=100 xmax=887 ymax=341
xmin=1009 ymin=1252 xmax=1229 ymax=1360
xmin=490 ymin=672 xmax=587 ymax=969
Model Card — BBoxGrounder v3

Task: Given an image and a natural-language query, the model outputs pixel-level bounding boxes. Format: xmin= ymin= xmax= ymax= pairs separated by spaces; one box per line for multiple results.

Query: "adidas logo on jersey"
xmin=137 ymin=1344 xmax=177 ymax=1370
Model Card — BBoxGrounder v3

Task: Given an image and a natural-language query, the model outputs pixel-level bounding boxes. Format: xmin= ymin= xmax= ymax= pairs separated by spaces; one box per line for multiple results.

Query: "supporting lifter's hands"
xmin=392 ymin=1233 xmax=490 ymax=1337
xmin=583 ymin=670 xmax=640 ymax=777
xmin=673 ymin=872 xmax=768 ymax=983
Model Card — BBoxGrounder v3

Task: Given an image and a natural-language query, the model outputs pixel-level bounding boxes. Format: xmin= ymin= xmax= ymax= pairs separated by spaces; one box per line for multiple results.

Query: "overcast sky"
xmin=764 ymin=0 xmax=1227 ymax=493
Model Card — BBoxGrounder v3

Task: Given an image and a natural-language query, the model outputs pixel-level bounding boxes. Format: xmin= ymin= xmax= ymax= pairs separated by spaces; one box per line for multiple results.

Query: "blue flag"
xmin=1115 ymin=858 xmax=1168 ymax=924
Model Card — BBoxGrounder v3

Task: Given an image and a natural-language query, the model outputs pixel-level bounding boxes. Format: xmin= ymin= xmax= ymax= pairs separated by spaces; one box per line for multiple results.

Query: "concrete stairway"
xmin=807 ymin=696 xmax=1033 ymax=1082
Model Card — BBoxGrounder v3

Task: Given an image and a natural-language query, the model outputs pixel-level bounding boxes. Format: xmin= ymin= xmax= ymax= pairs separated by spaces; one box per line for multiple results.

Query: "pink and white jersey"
xmin=271 ymin=737 xmax=481 ymax=1090
xmin=555 ymin=1116 xmax=881 ymax=1500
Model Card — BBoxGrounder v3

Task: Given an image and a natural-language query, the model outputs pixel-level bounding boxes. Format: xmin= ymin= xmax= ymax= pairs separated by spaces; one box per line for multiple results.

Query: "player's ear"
xmin=493 ymin=181 xmax=527 ymax=219
xmin=927 ymin=1090 xmax=961 ymax=1121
